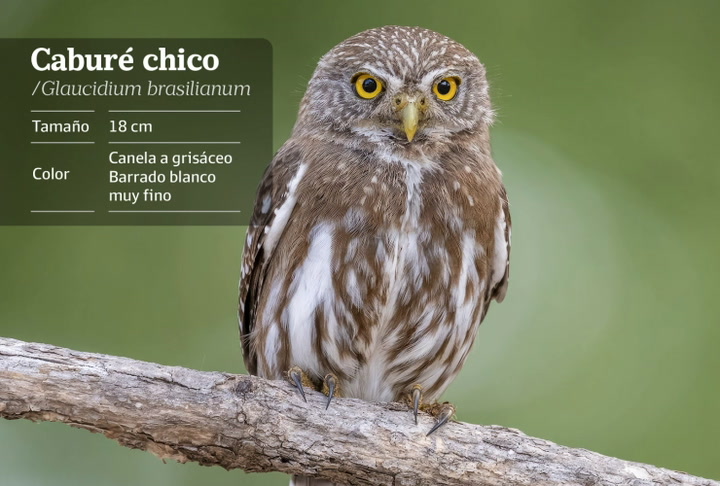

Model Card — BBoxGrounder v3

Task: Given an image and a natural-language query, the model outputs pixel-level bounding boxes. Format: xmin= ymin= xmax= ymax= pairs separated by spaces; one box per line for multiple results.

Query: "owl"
xmin=239 ymin=25 xmax=510 ymax=485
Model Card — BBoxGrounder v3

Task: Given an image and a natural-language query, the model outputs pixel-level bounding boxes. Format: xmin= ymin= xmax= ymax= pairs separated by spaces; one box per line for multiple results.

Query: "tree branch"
xmin=0 ymin=337 xmax=715 ymax=486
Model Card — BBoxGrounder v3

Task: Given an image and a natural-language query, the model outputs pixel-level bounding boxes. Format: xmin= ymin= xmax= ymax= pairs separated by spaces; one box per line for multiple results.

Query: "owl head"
xmin=295 ymin=26 xmax=494 ymax=147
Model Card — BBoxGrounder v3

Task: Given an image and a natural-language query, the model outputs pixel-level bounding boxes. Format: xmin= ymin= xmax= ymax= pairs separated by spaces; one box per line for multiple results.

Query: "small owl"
xmin=239 ymin=25 xmax=510 ymax=485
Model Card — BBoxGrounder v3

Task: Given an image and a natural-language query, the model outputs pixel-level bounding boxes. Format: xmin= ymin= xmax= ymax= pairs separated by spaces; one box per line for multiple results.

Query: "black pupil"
xmin=362 ymin=78 xmax=377 ymax=93
xmin=437 ymin=80 xmax=452 ymax=95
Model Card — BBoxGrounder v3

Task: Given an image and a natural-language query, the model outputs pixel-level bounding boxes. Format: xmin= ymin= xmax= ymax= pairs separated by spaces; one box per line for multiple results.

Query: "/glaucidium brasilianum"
xmin=239 ymin=25 xmax=511 ymax=484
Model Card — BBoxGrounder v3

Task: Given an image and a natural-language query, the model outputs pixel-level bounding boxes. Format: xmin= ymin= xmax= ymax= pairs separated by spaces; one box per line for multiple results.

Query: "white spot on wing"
xmin=264 ymin=163 xmax=307 ymax=255
xmin=491 ymin=207 xmax=508 ymax=288
xmin=261 ymin=195 xmax=271 ymax=214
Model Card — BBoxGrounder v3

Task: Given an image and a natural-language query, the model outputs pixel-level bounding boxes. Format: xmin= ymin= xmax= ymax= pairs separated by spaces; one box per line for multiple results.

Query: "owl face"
xmin=297 ymin=26 xmax=494 ymax=146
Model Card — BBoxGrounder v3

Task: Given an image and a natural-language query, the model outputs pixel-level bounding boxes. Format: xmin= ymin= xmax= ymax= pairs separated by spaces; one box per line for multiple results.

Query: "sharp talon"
xmin=411 ymin=384 xmax=423 ymax=425
xmin=324 ymin=374 xmax=336 ymax=410
xmin=288 ymin=367 xmax=307 ymax=402
xmin=427 ymin=403 xmax=455 ymax=436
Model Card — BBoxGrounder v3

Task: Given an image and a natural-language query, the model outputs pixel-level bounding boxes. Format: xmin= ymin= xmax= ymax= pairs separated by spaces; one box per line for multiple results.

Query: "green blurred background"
xmin=1 ymin=1 xmax=718 ymax=484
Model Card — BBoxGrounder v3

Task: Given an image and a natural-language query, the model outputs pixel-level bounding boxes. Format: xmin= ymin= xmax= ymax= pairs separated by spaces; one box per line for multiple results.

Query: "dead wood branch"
xmin=0 ymin=337 xmax=716 ymax=485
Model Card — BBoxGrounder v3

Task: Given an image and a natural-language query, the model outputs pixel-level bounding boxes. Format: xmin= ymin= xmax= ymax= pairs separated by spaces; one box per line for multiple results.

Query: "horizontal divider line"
xmin=107 ymin=141 xmax=241 ymax=144
xmin=108 ymin=110 xmax=241 ymax=113
xmin=30 ymin=110 xmax=95 ymax=113
xmin=108 ymin=210 xmax=241 ymax=213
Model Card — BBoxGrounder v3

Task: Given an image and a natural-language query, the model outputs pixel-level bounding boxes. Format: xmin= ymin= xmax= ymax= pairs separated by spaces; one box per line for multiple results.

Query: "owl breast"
xmin=256 ymin=153 xmax=498 ymax=403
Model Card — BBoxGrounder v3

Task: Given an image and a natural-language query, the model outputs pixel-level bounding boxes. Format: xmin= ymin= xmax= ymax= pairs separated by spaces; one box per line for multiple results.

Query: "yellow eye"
xmin=353 ymin=73 xmax=383 ymax=99
xmin=433 ymin=77 xmax=460 ymax=101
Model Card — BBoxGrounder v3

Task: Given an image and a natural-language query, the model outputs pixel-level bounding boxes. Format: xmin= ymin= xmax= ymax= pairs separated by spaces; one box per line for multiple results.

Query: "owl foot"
xmin=410 ymin=384 xmax=423 ymax=425
xmin=286 ymin=367 xmax=342 ymax=409
xmin=425 ymin=402 xmax=456 ymax=436
xmin=321 ymin=373 xmax=339 ymax=410
xmin=286 ymin=366 xmax=313 ymax=402
xmin=406 ymin=384 xmax=456 ymax=435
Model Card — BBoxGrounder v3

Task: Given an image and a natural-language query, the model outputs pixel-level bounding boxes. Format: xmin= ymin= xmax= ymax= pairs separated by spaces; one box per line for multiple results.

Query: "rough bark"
xmin=0 ymin=337 xmax=716 ymax=485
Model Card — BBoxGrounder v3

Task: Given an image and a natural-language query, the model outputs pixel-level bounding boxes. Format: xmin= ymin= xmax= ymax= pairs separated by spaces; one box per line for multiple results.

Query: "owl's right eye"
xmin=353 ymin=73 xmax=383 ymax=99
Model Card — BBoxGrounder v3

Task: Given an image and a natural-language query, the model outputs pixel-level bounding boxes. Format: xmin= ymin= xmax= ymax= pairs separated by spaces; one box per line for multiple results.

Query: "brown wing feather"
xmin=238 ymin=143 xmax=303 ymax=374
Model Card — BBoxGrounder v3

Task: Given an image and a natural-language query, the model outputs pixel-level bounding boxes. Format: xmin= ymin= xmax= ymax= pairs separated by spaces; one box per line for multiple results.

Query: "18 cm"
xmin=110 ymin=120 xmax=153 ymax=133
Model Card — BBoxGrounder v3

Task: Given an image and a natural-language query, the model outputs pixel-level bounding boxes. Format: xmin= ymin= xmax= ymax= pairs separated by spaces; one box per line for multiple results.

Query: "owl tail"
xmin=290 ymin=475 xmax=338 ymax=486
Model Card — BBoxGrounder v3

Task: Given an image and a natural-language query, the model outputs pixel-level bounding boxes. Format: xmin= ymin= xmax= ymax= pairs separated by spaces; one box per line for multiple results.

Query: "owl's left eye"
xmin=433 ymin=77 xmax=460 ymax=101
xmin=353 ymin=73 xmax=384 ymax=99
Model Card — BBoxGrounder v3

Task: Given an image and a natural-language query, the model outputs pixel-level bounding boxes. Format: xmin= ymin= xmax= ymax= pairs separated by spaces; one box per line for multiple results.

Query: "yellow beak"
xmin=401 ymin=102 xmax=419 ymax=142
